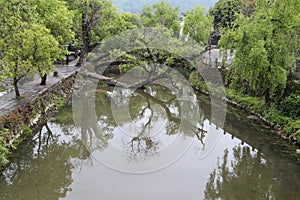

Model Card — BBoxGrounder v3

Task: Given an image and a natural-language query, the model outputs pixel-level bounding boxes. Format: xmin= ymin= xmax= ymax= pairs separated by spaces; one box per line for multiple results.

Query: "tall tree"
xmin=0 ymin=1 xmax=63 ymax=97
xmin=65 ymin=0 xmax=132 ymax=67
xmin=183 ymin=6 xmax=213 ymax=45
xmin=219 ymin=0 xmax=300 ymax=110
xmin=1 ymin=24 xmax=61 ymax=98
xmin=30 ymin=0 xmax=74 ymax=84
xmin=209 ymin=0 xmax=256 ymax=32
xmin=209 ymin=0 xmax=240 ymax=31
xmin=141 ymin=0 xmax=180 ymax=36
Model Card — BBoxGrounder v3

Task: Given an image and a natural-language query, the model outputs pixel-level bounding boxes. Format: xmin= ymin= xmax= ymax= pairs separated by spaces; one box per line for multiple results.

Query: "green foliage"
xmin=86 ymin=53 xmax=97 ymax=62
xmin=285 ymin=120 xmax=300 ymax=133
xmin=219 ymin=0 xmax=300 ymax=107
xmin=120 ymin=12 xmax=142 ymax=28
xmin=209 ymin=0 xmax=256 ymax=31
xmin=65 ymin=0 xmax=139 ymax=67
xmin=141 ymin=1 xmax=180 ymax=35
xmin=226 ymin=88 xmax=265 ymax=113
xmin=183 ymin=6 xmax=213 ymax=44
xmin=101 ymin=27 xmax=202 ymax=77
xmin=265 ymin=106 xmax=291 ymax=126
xmin=0 ymin=0 xmax=73 ymax=97
xmin=279 ymin=94 xmax=300 ymax=119
xmin=31 ymin=0 xmax=74 ymax=45
xmin=118 ymin=53 xmax=147 ymax=74
xmin=284 ymin=120 xmax=300 ymax=142
xmin=0 ymin=22 xmax=61 ymax=97
xmin=209 ymin=0 xmax=239 ymax=31
xmin=53 ymin=95 xmax=66 ymax=109
xmin=189 ymin=70 xmax=203 ymax=88
xmin=22 ymin=125 xmax=33 ymax=136
xmin=284 ymin=80 xmax=300 ymax=97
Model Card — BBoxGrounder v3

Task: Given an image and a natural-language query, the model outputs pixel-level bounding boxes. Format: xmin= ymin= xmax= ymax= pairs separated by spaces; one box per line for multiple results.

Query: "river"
xmin=0 ymin=84 xmax=299 ymax=200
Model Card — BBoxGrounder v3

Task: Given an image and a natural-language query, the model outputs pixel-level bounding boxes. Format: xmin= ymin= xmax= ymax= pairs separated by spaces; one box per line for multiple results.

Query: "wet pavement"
xmin=0 ymin=61 xmax=78 ymax=116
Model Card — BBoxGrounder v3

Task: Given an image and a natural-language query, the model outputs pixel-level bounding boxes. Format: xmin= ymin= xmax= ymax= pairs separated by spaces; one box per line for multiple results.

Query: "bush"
xmin=265 ymin=106 xmax=291 ymax=126
xmin=284 ymin=120 xmax=300 ymax=134
xmin=279 ymin=94 xmax=300 ymax=119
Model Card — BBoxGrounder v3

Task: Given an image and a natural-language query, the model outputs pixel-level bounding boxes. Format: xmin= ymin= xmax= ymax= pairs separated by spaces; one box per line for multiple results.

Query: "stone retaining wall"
xmin=0 ymin=73 xmax=76 ymax=148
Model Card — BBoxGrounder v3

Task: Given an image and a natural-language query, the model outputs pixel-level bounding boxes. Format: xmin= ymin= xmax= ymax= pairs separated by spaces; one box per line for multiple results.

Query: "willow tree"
xmin=219 ymin=0 xmax=300 ymax=110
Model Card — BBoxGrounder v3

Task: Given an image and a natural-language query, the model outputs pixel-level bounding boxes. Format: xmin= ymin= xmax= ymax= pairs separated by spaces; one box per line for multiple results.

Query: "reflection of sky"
xmin=65 ymin=121 xmax=253 ymax=200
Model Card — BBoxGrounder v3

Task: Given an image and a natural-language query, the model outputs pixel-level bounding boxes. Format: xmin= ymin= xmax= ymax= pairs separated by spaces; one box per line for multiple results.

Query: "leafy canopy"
xmin=183 ymin=6 xmax=213 ymax=44
xmin=219 ymin=0 xmax=300 ymax=107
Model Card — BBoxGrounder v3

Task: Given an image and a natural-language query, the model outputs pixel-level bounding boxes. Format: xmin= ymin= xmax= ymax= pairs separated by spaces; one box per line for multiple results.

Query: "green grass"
xmin=226 ymin=89 xmax=265 ymax=113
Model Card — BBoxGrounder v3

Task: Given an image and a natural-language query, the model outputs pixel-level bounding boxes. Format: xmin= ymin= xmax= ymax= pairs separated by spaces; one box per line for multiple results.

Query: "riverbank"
xmin=0 ymin=63 xmax=78 ymax=170
xmin=189 ymin=74 xmax=300 ymax=149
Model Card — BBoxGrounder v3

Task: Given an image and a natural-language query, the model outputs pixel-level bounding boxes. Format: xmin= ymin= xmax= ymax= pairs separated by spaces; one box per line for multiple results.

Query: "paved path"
xmin=0 ymin=61 xmax=78 ymax=116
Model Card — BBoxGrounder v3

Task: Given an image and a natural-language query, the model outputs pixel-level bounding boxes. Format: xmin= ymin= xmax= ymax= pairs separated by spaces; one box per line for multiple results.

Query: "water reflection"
xmin=204 ymin=145 xmax=300 ymax=200
xmin=0 ymin=85 xmax=299 ymax=199
xmin=73 ymin=84 xmax=207 ymax=166
xmin=0 ymin=123 xmax=75 ymax=199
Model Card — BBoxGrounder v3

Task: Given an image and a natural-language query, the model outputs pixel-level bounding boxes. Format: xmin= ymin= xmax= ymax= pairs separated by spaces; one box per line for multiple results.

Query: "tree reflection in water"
xmin=107 ymin=84 xmax=206 ymax=162
xmin=0 ymin=83 xmax=208 ymax=198
xmin=204 ymin=145 xmax=300 ymax=200
xmin=0 ymin=123 xmax=76 ymax=199
xmin=72 ymin=82 xmax=207 ymax=163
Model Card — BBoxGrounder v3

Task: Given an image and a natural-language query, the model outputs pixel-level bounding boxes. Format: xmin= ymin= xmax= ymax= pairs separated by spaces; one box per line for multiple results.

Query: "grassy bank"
xmin=189 ymin=71 xmax=300 ymax=145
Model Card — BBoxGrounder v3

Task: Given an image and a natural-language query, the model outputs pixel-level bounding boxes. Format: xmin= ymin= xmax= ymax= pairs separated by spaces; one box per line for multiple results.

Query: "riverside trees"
xmin=219 ymin=0 xmax=300 ymax=110
xmin=65 ymin=0 xmax=139 ymax=67
xmin=183 ymin=6 xmax=213 ymax=45
xmin=0 ymin=0 xmax=141 ymax=97
xmin=0 ymin=0 xmax=73 ymax=98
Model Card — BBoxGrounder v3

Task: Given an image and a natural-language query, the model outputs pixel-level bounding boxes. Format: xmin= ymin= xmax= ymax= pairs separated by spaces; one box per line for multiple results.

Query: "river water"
xmin=0 ymin=84 xmax=299 ymax=200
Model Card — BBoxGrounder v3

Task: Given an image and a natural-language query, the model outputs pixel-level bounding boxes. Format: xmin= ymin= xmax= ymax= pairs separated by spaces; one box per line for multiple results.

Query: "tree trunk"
xmin=76 ymin=2 xmax=90 ymax=67
xmin=40 ymin=74 xmax=47 ymax=85
xmin=265 ymin=88 xmax=271 ymax=111
xmin=66 ymin=55 xmax=69 ymax=65
xmin=13 ymin=77 xmax=20 ymax=98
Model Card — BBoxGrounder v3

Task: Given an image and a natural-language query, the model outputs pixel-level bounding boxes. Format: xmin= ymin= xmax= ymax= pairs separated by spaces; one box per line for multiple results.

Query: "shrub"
xmin=279 ymin=94 xmax=300 ymax=119
xmin=265 ymin=106 xmax=291 ymax=126
xmin=284 ymin=120 xmax=300 ymax=134
xmin=22 ymin=125 xmax=32 ymax=136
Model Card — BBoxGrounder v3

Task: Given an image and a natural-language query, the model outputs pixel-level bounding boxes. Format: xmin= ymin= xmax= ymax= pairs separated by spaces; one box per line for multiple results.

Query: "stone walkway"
xmin=0 ymin=61 xmax=78 ymax=116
